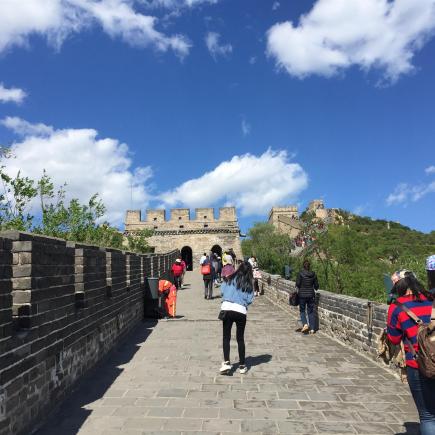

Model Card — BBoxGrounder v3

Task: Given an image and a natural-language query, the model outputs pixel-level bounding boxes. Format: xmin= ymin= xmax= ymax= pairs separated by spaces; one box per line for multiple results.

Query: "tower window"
xmin=154 ymin=226 xmax=158 ymax=229
xmin=204 ymin=215 xmax=207 ymax=219
xmin=204 ymin=224 xmax=209 ymax=228
xmin=153 ymin=217 xmax=157 ymax=221
xmin=179 ymin=216 xmax=182 ymax=220
xmin=180 ymin=225 xmax=184 ymax=229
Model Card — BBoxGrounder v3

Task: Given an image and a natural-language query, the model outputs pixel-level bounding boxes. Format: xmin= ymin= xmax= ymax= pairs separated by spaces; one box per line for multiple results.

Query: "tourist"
xmin=199 ymin=253 xmax=207 ymax=265
xmin=201 ymin=254 xmax=215 ymax=299
xmin=171 ymin=258 xmax=184 ymax=290
xmin=426 ymin=255 xmax=435 ymax=295
xmin=180 ymin=258 xmax=187 ymax=286
xmin=222 ymin=250 xmax=234 ymax=278
xmin=219 ymin=261 xmax=254 ymax=375
xmin=387 ymin=270 xmax=435 ymax=435
xmin=211 ymin=254 xmax=221 ymax=286
xmin=296 ymin=260 xmax=319 ymax=334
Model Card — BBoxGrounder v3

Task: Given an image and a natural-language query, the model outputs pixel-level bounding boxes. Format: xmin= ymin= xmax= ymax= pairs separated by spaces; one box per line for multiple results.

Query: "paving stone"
xmin=157 ymin=389 xmax=189 ymax=398
xmin=276 ymin=420 xmax=317 ymax=434
xmin=240 ymin=419 xmax=278 ymax=433
xmin=123 ymin=417 xmax=167 ymax=430
xmin=202 ymin=418 xmax=241 ymax=432
xmin=267 ymin=400 xmax=300 ymax=409
xmin=147 ymin=408 xmax=184 ymax=417
xmin=219 ymin=408 xmax=255 ymax=419
xmin=234 ymin=399 xmax=266 ymax=409
xmin=353 ymin=422 xmax=395 ymax=434
xmin=163 ymin=418 xmax=203 ymax=431
xmin=315 ymin=421 xmax=357 ymax=433
xmin=183 ymin=407 xmax=219 ymax=418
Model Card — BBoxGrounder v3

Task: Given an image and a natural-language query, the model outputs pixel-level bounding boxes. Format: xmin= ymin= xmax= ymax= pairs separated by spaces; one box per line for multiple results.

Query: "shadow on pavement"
xmin=35 ymin=321 xmax=157 ymax=435
xmin=395 ymin=422 xmax=420 ymax=435
xmin=246 ymin=354 xmax=273 ymax=368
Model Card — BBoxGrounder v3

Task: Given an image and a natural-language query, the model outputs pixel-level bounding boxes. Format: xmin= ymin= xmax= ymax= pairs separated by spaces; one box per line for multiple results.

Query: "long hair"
xmin=428 ymin=270 xmax=435 ymax=292
xmin=392 ymin=272 xmax=433 ymax=301
xmin=227 ymin=261 xmax=253 ymax=293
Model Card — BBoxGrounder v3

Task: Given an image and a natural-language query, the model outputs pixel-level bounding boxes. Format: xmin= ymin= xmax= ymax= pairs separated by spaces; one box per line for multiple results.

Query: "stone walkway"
xmin=37 ymin=271 xmax=419 ymax=435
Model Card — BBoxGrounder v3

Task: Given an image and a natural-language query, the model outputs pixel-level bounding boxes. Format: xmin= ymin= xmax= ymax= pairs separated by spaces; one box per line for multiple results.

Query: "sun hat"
xmin=426 ymin=255 xmax=435 ymax=271
xmin=175 ymin=258 xmax=181 ymax=263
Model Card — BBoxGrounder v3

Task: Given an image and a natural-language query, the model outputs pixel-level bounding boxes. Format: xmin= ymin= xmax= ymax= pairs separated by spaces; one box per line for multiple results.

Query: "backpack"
xmin=397 ymin=300 xmax=435 ymax=379
xmin=288 ymin=290 xmax=299 ymax=306
xmin=201 ymin=263 xmax=211 ymax=275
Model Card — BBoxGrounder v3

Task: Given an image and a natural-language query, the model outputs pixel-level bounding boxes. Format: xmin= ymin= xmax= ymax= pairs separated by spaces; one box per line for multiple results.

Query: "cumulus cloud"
xmin=0 ymin=84 xmax=27 ymax=104
xmin=160 ymin=149 xmax=308 ymax=216
xmin=0 ymin=0 xmax=191 ymax=57
xmin=1 ymin=117 xmax=152 ymax=225
xmin=266 ymin=0 xmax=435 ymax=82
xmin=425 ymin=165 xmax=435 ymax=175
xmin=205 ymin=31 xmax=233 ymax=59
xmin=386 ymin=181 xmax=435 ymax=206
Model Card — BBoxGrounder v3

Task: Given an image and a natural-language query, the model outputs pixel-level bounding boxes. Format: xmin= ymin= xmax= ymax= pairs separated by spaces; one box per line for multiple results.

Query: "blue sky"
xmin=0 ymin=0 xmax=434 ymax=233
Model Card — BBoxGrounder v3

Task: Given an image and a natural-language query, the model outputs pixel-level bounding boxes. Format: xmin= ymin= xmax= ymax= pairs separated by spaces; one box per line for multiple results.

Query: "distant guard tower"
xmin=268 ymin=206 xmax=302 ymax=238
xmin=125 ymin=207 xmax=242 ymax=270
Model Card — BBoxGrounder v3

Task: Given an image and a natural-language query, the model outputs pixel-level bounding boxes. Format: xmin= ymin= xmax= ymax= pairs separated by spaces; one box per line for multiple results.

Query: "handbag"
xmin=218 ymin=310 xmax=227 ymax=321
xmin=289 ymin=291 xmax=299 ymax=306
xmin=201 ymin=263 xmax=211 ymax=275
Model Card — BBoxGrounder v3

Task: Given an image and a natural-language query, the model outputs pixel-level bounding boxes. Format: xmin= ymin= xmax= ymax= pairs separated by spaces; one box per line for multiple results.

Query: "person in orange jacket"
xmin=158 ymin=279 xmax=177 ymax=318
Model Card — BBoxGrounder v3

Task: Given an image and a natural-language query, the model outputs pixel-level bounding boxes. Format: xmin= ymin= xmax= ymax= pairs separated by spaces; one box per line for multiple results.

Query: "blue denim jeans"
xmin=407 ymin=366 xmax=435 ymax=435
xmin=299 ymin=296 xmax=315 ymax=329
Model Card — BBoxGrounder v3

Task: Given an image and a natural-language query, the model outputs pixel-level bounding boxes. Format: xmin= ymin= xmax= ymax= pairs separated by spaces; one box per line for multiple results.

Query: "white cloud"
xmin=386 ymin=181 xmax=435 ymax=206
xmin=249 ymin=56 xmax=257 ymax=65
xmin=272 ymin=1 xmax=280 ymax=11
xmin=205 ymin=31 xmax=233 ymax=59
xmin=160 ymin=149 xmax=308 ymax=216
xmin=425 ymin=165 xmax=435 ymax=174
xmin=266 ymin=0 xmax=435 ymax=82
xmin=241 ymin=118 xmax=251 ymax=136
xmin=0 ymin=84 xmax=27 ymax=104
xmin=143 ymin=0 xmax=217 ymax=8
xmin=1 ymin=117 xmax=152 ymax=225
xmin=0 ymin=0 xmax=191 ymax=57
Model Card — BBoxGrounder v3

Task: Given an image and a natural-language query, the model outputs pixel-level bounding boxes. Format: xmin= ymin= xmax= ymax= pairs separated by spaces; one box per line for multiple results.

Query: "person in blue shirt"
xmin=219 ymin=261 xmax=255 ymax=375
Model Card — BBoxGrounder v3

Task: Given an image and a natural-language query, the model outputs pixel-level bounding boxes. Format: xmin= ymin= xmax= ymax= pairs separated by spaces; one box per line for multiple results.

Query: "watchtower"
xmin=124 ymin=207 xmax=242 ymax=270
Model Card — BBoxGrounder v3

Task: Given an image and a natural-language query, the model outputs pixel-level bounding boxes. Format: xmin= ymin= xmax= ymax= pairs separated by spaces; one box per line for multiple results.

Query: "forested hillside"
xmin=242 ymin=211 xmax=435 ymax=302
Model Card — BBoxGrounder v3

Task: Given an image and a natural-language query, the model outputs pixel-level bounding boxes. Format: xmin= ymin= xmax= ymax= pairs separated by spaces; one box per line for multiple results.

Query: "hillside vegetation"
xmin=242 ymin=210 xmax=435 ymax=302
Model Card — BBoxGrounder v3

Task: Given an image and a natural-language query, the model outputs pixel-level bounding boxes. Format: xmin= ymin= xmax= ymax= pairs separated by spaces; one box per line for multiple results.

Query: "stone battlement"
xmin=126 ymin=207 xmax=237 ymax=226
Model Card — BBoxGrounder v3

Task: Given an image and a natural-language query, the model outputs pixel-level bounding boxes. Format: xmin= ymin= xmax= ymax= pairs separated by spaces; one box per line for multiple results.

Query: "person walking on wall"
xmin=171 ymin=258 xmax=184 ymax=290
xmin=219 ymin=262 xmax=255 ymax=375
xmin=296 ymin=260 xmax=319 ymax=334
xmin=201 ymin=255 xmax=215 ymax=299
xmin=387 ymin=270 xmax=435 ymax=435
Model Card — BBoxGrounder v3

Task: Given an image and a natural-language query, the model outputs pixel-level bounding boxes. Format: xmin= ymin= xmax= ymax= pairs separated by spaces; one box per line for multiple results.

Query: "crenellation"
xmin=195 ymin=208 xmax=215 ymax=221
xmin=171 ymin=208 xmax=190 ymax=221
xmin=147 ymin=209 xmax=166 ymax=223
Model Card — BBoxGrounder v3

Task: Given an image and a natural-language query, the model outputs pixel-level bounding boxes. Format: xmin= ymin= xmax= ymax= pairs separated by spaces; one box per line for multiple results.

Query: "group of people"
xmin=171 ymin=248 xmax=435 ymax=434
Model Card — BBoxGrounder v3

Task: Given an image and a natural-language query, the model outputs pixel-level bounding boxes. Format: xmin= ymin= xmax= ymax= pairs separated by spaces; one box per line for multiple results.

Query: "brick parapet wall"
xmin=258 ymin=271 xmax=390 ymax=367
xmin=0 ymin=231 xmax=178 ymax=435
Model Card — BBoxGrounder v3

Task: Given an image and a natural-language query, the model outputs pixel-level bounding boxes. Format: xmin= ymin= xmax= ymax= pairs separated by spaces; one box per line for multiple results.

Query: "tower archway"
xmin=181 ymin=246 xmax=193 ymax=271
xmin=211 ymin=244 xmax=222 ymax=258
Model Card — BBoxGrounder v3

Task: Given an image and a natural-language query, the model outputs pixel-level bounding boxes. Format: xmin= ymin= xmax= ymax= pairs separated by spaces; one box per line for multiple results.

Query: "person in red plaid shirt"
xmin=387 ymin=270 xmax=435 ymax=435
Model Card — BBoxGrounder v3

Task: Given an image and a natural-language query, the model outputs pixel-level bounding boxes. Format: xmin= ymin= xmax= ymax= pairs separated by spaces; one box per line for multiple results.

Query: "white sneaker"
xmin=301 ymin=324 xmax=309 ymax=333
xmin=238 ymin=365 xmax=248 ymax=374
xmin=220 ymin=361 xmax=231 ymax=375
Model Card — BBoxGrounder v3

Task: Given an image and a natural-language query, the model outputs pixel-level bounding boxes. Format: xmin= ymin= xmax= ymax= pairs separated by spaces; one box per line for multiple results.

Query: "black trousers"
xmin=222 ymin=310 xmax=247 ymax=365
